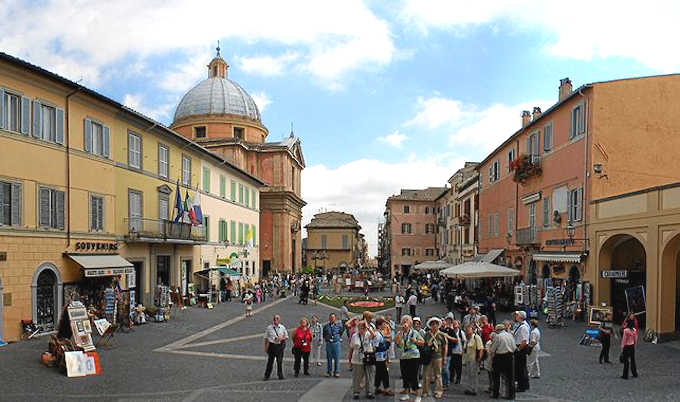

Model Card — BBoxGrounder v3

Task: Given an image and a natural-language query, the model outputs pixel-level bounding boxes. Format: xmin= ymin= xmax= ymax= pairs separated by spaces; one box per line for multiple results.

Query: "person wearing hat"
xmin=395 ymin=315 xmax=424 ymax=402
xmin=462 ymin=323 xmax=484 ymax=396
xmin=489 ymin=324 xmax=516 ymax=399
xmin=513 ymin=311 xmax=531 ymax=393
xmin=462 ymin=305 xmax=480 ymax=329
xmin=423 ymin=317 xmax=447 ymax=399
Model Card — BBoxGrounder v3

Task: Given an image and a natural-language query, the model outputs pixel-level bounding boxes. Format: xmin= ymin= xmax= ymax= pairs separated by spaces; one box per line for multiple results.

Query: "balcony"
xmin=511 ymin=154 xmax=542 ymax=184
xmin=460 ymin=214 xmax=471 ymax=225
xmin=125 ymin=218 xmax=207 ymax=243
xmin=438 ymin=216 xmax=446 ymax=227
xmin=516 ymin=227 xmax=538 ymax=246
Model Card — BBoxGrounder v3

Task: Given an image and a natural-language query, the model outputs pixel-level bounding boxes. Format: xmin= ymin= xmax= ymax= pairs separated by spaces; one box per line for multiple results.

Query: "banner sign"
xmin=85 ymin=267 xmax=135 ymax=277
xmin=545 ymin=238 xmax=575 ymax=246
xmin=601 ymin=270 xmax=628 ymax=278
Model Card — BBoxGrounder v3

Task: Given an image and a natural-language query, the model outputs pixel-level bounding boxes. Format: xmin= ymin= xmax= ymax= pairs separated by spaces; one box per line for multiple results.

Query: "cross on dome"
xmin=208 ymin=41 xmax=229 ymax=79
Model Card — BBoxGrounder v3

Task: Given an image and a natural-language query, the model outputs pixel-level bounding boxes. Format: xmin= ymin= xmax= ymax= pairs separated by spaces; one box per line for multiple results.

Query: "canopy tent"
xmin=441 ymin=261 xmax=521 ymax=279
xmin=414 ymin=260 xmax=454 ymax=271
xmin=194 ymin=267 xmax=242 ymax=280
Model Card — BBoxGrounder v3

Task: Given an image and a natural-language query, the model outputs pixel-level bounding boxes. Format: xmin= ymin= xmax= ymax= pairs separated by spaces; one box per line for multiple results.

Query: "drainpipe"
xmin=578 ymin=88 xmax=588 ymax=274
xmin=65 ymin=88 xmax=80 ymax=248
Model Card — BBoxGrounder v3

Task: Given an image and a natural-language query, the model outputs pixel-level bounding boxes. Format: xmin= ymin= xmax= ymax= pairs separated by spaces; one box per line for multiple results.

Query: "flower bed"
xmin=317 ymin=295 xmax=394 ymax=313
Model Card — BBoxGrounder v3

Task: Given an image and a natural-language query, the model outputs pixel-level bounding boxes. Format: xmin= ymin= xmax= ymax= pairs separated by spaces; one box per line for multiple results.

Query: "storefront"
xmin=588 ymin=182 xmax=680 ymax=340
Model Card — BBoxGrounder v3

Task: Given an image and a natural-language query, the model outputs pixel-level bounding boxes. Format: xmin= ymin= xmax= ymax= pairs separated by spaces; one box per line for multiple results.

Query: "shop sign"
xmin=75 ymin=242 xmax=118 ymax=252
xmin=84 ymin=267 xmax=135 ymax=277
xmin=216 ymin=258 xmax=230 ymax=266
xmin=601 ymin=270 xmax=628 ymax=279
xmin=545 ymin=238 xmax=575 ymax=246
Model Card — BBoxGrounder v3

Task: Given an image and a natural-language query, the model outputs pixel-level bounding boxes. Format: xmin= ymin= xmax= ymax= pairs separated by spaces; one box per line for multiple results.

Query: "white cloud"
xmin=399 ymin=1 xmax=680 ymax=72
xmin=0 ymin=0 xmax=395 ymax=91
xmin=251 ymin=91 xmax=272 ymax=112
xmin=237 ymin=52 xmax=300 ymax=76
xmin=405 ymin=95 xmax=552 ymax=152
xmin=377 ymin=131 xmax=408 ymax=148
xmin=405 ymin=96 xmax=466 ymax=129
xmin=122 ymin=93 xmax=175 ymax=121
xmin=301 ymin=155 xmax=464 ymax=256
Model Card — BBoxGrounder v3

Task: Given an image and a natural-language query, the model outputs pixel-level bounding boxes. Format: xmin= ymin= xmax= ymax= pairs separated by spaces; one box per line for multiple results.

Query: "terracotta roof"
xmin=305 ymin=211 xmax=361 ymax=229
xmin=388 ymin=187 xmax=448 ymax=202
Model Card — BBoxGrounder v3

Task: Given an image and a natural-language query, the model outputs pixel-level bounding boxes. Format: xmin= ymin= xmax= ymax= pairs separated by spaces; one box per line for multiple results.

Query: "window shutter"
xmin=253 ymin=225 xmax=257 ymax=246
xmin=0 ymin=89 xmax=5 ymax=130
xmin=218 ymin=220 xmax=224 ymax=242
xmin=20 ymin=96 xmax=30 ymax=135
xmin=84 ymin=118 xmax=92 ymax=152
xmin=488 ymin=214 xmax=492 ymax=237
xmin=578 ymin=105 xmax=585 ymax=134
xmin=90 ymin=197 xmax=97 ymax=231
xmin=494 ymin=214 xmax=498 ymax=237
xmin=252 ymin=189 xmax=256 ymax=209
xmin=54 ymin=108 xmax=65 ymax=144
xmin=55 ymin=190 xmax=65 ymax=230
xmin=102 ymin=125 xmax=110 ymax=157
xmin=576 ymin=187 xmax=583 ymax=221
xmin=98 ymin=198 xmax=103 ymax=230
xmin=10 ymin=182 xmax=22 ymax=226
xmin=567 ymin=190 xmax=574 ymax=222
xmin=543 ymin=197 xmax=549 ymax=227
xmin=230 ymin=220 xmax=236 ymax=243
xmin=488 ymin=167 xmax=492 ymax=183
xmin=33 ymin=101 xmax=42 ymax=138
xmin=39 ymin=187 xmax=50 ymax=227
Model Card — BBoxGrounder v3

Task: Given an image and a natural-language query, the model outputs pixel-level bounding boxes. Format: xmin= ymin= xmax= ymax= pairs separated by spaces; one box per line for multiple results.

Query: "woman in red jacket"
xmin=293 ymin=317 xmax=313 ymax=377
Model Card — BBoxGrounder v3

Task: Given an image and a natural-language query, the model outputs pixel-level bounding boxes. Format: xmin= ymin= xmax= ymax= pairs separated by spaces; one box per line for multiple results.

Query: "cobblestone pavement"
xmin=1 ymin=292 xmax=680 ymax=401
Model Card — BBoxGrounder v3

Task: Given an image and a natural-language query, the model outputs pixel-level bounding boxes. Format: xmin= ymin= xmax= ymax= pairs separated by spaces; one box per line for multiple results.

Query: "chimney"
xmin=532 ymin=106 xmax=542 ymax=121
xmin=521 ymin=110 xmax=531 ymax=127
xmin=559 ymin=77 xmax=572 ymax=102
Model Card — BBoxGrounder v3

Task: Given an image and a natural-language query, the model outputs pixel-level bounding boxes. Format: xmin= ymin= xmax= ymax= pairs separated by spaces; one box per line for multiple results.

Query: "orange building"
xmin=382 ymin=187 xmax=447 ymax=278
xmin=171 ymin=47 xmax=305 ymax=276
xmin=478 ymin=74 xmax=680 ymax=333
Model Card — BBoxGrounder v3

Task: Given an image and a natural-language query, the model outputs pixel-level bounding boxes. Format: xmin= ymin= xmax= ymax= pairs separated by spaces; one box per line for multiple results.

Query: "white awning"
xmin=474 ymin=248 xmax=504 ymax=263
xmin=68 ymin=254 xmax=134 ymax=277
xmin=532 ymin=252 xmax=585 ymax=263
xmin=441 ymin=262 xmax=520 ymax=279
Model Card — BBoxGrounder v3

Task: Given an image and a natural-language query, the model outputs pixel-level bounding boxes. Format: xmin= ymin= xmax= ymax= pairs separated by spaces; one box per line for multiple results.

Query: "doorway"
xmin=132 ymin=261 xmax=143 ymax=306
xmin=263 ymin=260 xmax=271 ymax=278
xmin=36 ymin=269 xmax=57 ymax=329
xmin=157 ymin=255 xmax=170 ymax=287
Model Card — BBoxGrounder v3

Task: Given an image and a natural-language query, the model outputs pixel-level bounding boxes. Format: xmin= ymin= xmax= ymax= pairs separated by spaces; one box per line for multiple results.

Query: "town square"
xmin=2 ymin=1 xmax=680 ymax=401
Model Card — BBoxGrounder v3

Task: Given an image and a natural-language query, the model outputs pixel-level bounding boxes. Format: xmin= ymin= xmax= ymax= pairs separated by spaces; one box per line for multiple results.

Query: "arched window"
xmin=31 ymin=263 xmax=63 ymax=330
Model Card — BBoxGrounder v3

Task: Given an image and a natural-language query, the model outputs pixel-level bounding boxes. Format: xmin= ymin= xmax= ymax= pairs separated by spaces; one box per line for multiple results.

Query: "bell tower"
xmin=208 ymin=41 xmax=229 ymax=79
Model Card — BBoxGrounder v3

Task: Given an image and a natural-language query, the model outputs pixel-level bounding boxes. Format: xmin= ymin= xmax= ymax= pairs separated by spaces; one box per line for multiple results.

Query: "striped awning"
xmin=532 ymin=252 xmax=585 ymax=263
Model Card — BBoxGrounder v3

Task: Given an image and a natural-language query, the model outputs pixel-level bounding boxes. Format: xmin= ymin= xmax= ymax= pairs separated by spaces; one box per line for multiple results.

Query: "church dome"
xmin=172 ymin=46 xmax=261 ymax=123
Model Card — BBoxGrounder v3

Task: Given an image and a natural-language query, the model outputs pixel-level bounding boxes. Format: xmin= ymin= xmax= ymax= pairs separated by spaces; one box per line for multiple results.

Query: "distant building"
xmin=381 ymin=187 xmax=448 ymax=278
xmin=304 ymin=211 xmax=363 ymax=271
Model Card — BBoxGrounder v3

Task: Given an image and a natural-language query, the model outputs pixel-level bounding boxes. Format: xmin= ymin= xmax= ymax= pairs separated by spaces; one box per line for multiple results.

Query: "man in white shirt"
xmin=407 ymin=293 xmax=418 ymax=318
xmin=489 ymin=324 xmax=516 ymax=399
xmin=513 ymin=311 xmax=531 ymax=392
xmin=395 ymin=293 xmax=405 ymax=320
xmin=348 ymin=320 xmax=380 ymax=399
xmin=528 ymin=319 xmax=541 ymax=379
xmin=263 ymin=314 xmax=289 ymax=380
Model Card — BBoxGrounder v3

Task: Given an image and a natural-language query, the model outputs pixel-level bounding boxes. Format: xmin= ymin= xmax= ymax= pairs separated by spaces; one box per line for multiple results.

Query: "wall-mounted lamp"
xmin=593 ymin=163 xmax=603 ymax=174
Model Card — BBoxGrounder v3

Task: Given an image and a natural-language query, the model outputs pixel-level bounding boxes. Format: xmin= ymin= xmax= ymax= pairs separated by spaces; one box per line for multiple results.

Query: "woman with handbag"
xmin=292 ymin=317 xmax=313 ymax=377
xmin=620 ymin=319 xmax=638 ymax=379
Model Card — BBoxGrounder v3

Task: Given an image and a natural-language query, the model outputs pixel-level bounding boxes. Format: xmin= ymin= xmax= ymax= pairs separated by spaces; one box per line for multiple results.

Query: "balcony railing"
xmin=125 ymin=218 xmax=206 ymax=242
xmin=516 ymin=227 xmax=538 ymax=245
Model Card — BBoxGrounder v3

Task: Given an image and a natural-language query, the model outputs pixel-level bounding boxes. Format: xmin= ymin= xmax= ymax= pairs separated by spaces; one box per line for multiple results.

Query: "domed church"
xmin=171 ymin=46 xmax=305 ymax=275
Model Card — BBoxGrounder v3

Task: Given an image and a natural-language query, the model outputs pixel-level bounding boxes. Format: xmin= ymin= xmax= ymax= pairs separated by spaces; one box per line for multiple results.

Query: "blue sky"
xmin=2 ymin=0 xmax=676 ymax=255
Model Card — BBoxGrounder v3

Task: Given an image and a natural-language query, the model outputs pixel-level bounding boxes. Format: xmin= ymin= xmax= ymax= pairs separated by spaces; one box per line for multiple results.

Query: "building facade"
xmin=304 ymin=211 xmax=363 ymax=271
xmin=383 ymin=188 xmax=447 ymax=278
xmin=477 ymin=74 xmax=680 ymax=334
xmin=170 ymin=48 xmax=305 ymax=276
xmin=448 ymin=163 xmax=479 ymax=264
xmin=0 ymin=52 xmax=261 ymax=342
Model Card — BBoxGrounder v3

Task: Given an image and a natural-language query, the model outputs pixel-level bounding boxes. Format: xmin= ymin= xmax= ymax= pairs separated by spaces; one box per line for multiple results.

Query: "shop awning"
xmin=67 ymin=254 xmax=134 ymax=277
xmin=441 ymin=262 xmax=521 ymax=279
xmin=215 ymin=267 xmax=241 ymax=277
xmin=532 ymin=252 xmax=586 ymax=263
xmin=474 ymin=249 xmax=504 ymax=263
xmin=413 ymin=260 xmax=453 ymax=271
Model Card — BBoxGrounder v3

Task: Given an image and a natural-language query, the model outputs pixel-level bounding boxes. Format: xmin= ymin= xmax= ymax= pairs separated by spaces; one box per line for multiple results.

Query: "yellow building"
xmin=304 ymin=211 xmax=362 ymax=271
xmin=0 ymin=52 xmax=262 ymax=342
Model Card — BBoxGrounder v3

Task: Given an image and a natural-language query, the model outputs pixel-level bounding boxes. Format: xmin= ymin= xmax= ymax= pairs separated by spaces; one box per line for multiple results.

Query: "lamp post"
xmin=311 ymin=250 xmax=327 ymax=271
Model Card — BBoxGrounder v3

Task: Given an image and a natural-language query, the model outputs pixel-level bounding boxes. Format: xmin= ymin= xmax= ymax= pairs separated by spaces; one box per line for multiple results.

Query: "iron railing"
xmin=125 ymin=218 xmax=206 ymax=242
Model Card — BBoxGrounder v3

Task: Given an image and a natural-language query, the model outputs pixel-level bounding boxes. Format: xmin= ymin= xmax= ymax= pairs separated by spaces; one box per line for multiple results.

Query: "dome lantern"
xmin=208 ymin=41 xmax=229 ymax=79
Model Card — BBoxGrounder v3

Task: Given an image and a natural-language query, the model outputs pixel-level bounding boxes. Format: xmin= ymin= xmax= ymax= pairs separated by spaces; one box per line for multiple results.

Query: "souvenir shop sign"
xmin=601 ymin=270 xmax=628 ymax=279
xmin=85 ymin=267 xmax=135 ymax=277
xmin=74 ymin=241 xmax=118 ymax=252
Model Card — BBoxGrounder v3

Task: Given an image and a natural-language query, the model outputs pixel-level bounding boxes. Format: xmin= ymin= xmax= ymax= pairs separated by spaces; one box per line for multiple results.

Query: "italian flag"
xmin=184 ymin=190 xmax=197 ymax=225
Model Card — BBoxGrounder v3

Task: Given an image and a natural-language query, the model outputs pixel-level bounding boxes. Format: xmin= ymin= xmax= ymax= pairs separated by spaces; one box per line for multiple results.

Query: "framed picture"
xmin=589 ymin=307 xmax=613 ymax=325
xmin=625 ymin=286 xmax=646 ymax=316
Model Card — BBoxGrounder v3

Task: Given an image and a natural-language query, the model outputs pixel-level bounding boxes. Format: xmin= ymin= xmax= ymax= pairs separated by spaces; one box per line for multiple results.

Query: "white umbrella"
xmin=413 ymin=260 xmax=453 ymax=271
xmin=441 ymin=261 xmax=521 ymax=279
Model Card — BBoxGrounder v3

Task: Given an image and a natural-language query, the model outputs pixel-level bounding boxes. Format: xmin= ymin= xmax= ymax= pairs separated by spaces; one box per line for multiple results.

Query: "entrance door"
xmin=36 ymin=270 xmax=57 ymax=329
xmin=157 ymin=256 xmax=170 ymax=286
xmin=132 ymin=261 xmax=143 ymax=305
xmin=263 ymin=260 xmax=271 ymax=278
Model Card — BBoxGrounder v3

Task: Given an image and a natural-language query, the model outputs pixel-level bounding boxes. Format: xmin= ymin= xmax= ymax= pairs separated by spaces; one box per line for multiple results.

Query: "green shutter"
xmin=203 ymin=167 xmax=210 ymax=192
xmin=230 ymin=220 xmax=236 ymax=243
xmin=218 ymin=219 xmax=224 ymax=242
xmin=245 ymin=186 xmax=250 ymax=207
xmin=220 ymin=176 xmax=226 ymax=198
xmin=251 ymin=189 xmax=257 ymax=209
xmin=204 ymin=217 xmax=210 ymax=241
xmin=239 ymin=222 xmax=244 ymax=244
xmin=239 ymin=184 xmax=243 ymax=204
xmin=230 ymin=180 xmax=236 ymax=201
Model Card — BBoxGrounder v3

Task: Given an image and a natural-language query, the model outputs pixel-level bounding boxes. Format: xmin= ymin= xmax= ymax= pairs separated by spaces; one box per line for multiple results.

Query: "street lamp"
xmin=311 ymin=250 xmax=327 ymax=270
xmin=566 ymin=221 xmax=575 ymax=241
